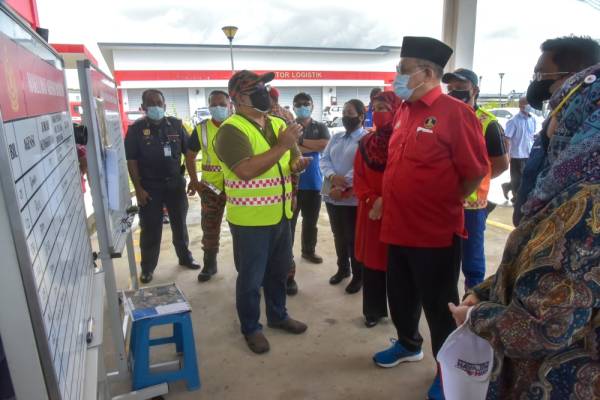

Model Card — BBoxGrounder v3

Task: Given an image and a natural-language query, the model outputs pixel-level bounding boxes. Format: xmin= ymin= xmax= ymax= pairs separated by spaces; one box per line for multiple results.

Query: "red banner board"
xmin=0 ymin=31 xmax=66 ymax=122
xmin=91 ymin=68 xmax=119 ymax=112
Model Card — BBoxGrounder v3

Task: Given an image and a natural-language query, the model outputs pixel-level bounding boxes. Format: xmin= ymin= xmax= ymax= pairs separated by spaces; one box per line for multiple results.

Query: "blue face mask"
xmin=209 ymin=106 xmax=230 ymax=122
xmin=146 ymin=106 xmax=165 ymax=121
xmin=393 ymin=70 xmax=424 ymax=100
xmin=294 ymin=105 xmax=312 ymax=119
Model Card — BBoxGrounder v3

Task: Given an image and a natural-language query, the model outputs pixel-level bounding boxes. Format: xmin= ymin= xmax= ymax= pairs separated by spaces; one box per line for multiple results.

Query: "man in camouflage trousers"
xmin=185 ymin=90 xmax=232 ymax=282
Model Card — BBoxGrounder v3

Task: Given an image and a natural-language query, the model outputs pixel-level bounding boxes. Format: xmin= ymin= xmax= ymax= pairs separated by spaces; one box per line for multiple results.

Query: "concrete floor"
xmin=103 ymin=195 xmax=514 ymax=400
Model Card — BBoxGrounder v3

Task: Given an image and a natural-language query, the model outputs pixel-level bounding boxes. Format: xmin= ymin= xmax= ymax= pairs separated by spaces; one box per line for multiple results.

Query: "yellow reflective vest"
xmin=465 ymin=107 xmax=497 ymax=209
xmin=218 ymin=114 xmax=292 ymax=226
xmin=195 ymin=119 xmax=224 ymax=191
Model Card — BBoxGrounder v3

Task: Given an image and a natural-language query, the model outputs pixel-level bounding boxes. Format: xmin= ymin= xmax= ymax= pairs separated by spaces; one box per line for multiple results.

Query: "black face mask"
xmin=249 ymin=87 xmax=272 ymax=113
xmin=342 ymin=116 xmax=361 ymax=132
xmin=526 ymin=79 xmax=555 ymax=110
xmin=448 ymin=90 xmax=471 ymax=104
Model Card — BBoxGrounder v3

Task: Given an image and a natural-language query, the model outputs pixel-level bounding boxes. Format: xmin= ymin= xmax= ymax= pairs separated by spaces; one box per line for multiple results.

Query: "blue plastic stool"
xmin=129 ymin=311 xmax=200 ymax=391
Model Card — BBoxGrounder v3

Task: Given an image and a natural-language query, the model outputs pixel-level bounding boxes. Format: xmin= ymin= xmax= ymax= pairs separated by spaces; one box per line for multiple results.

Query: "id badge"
xmin=163 ymin=143 xmax=172 ymax=157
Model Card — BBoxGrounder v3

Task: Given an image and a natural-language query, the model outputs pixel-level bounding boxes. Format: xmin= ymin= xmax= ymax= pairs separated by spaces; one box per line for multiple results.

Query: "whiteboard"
xmin=0 ymin=5 xmax=94 ymax=400
xmin=78 ymin=61 xmax=132 ymax=255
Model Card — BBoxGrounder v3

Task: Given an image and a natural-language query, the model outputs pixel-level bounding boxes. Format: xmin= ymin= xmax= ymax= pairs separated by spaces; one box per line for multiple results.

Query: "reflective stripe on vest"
xmin=227 ymin=192 xmax=293 ymax=206
xmin=465 ymin=108 xmax=496 ymax=209
xmin=196 ymin=119 xmax=224 ymax=190
xmin=219 ymin=114 xmax=292 ymax=226
xmin=224 ymin=176 xmax=291 ymax=189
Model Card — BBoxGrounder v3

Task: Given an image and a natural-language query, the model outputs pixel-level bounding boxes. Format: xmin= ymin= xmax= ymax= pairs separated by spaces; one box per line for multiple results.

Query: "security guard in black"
xmin=125 ymin=89 xmax=199 ymax=284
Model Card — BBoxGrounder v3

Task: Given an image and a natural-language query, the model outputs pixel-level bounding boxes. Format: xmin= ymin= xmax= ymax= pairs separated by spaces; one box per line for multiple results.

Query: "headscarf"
xmin=358 ymin=91 xmax=402 ymax=171
xmin=520 ymin=63 xmax=600 ymax=219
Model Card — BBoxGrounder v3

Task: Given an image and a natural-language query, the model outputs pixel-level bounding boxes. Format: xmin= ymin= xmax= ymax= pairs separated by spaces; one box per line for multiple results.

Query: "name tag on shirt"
xmin=163 ymin=144 xmax=172 ymax=157
xmin=416 ymin=127 xmax=434 ymax=134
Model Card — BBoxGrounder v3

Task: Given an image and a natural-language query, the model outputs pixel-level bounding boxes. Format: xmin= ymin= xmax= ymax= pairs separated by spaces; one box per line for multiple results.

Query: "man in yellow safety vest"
xmin=443 ymin=68 xmax=509 ymax=289
xmin=214 ymin=70 xmax=311 ymax=354
xmin=185 ymin=90 xmax=232 ymax=282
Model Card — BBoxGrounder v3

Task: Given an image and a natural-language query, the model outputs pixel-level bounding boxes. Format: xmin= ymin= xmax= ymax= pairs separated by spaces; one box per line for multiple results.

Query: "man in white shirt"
xmin=501 ymin=97 xmax=537 ymax=203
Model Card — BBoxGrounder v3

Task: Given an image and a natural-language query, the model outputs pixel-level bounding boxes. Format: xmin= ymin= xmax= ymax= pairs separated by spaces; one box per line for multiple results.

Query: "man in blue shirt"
xmin=287 ymin=92 xmax=330 ymax=295
xmin=501 ymin=97 xmax=537 ymax=203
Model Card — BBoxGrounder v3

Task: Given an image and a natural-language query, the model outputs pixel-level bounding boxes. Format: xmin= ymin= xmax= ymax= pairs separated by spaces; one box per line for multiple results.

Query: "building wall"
xmin=101 ymin=44 xmax=399 ymax=123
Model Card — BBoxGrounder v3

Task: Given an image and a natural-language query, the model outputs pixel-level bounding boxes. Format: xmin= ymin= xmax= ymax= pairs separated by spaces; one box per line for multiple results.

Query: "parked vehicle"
xmin=193 ymin=107 xmax=211 ymax=125
xmin=328 ymin=117 xmax=346 ymax=136
xmin=322 ymin=105 xmax=343 ymax=126
xmin=489 ymin=107 xmax=545 ymax=131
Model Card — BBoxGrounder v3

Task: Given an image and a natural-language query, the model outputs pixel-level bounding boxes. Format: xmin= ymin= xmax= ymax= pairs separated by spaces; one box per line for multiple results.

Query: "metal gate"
xmin=277 ymin=87 xmax=323 ymax=121
xmin=126 ymin=88 xmax=191 ymax=120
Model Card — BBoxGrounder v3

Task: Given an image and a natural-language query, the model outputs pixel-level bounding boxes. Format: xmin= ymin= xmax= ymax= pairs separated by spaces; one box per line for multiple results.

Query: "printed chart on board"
xmin=0 ymin=8 xmax=94 ymax=400
xmin=80 ymin=61 xmax=132 ymax=255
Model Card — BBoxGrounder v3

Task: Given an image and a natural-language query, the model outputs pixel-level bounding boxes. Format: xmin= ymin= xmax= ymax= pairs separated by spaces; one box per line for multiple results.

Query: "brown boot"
xmin=268 ymin=318 xmax=308 ymax=334
xmin=244 ymin=331 xmax=270 ymax=354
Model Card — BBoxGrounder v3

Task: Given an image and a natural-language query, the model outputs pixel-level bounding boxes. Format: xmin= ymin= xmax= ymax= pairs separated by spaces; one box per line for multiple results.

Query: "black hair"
xmin=209 ymin=90 xmax=230 ymax=101
xmin=142 ymin=89 xmax=165 ymax=104
xmin=345 ymin=99 xmax=366 ymax=118
xmin=293 ymin=92 xmax=313 ymax=104
xmin=541 ymin=36 xmax=600 ymax=72
xmin=370 ymin=87 xmax=383 ymax=99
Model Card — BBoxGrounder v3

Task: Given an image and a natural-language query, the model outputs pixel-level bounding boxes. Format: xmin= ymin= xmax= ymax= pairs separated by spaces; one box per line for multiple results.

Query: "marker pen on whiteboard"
xmin=86 ymin=317 xmax=94 ymax=344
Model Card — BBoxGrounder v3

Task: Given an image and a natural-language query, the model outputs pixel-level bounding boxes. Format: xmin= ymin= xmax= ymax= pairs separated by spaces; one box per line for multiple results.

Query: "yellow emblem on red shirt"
xmin=424 ymin=116 xmax=437 ymax=129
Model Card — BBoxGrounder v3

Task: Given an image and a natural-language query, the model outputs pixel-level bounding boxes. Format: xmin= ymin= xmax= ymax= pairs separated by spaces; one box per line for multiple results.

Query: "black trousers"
xmin=290 ymin=189 xmax=322 ymax=255
xmin=139 ymin=176 xmax=193 ymax=273
xmin=325 ymin=203 xmax=363 ymax=278
xmin=509 ymin=157 xmax=528 ymax=202
xmin=363 ymin=267 xmax=388 ymax=319
xmin=387 ymin=236 xmax=461 ymax=357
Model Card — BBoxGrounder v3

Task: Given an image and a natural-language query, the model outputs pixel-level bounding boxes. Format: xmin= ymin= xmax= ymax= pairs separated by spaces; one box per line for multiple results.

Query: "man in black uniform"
xmin=125 ymin=89 xmax=200 ymax=284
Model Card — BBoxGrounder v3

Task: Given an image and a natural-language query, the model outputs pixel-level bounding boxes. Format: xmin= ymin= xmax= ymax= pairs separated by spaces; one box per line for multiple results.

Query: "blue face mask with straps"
xmin=294 ymin=105 xmax=312 ymax=119
xmin=393 ymin=69 xmax=424 ymax=100
xmin=146 ymin=106 xmax=165 ymax=121
xmin=209 ymin=106 xmax=231 ymax=122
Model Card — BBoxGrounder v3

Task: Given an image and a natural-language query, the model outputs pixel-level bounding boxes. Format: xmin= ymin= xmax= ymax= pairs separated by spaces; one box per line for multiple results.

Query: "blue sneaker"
xmin=373 ymin=338 xmax=424 ymax=368
xmin=427 ymin=374 xmax=444 ymax=400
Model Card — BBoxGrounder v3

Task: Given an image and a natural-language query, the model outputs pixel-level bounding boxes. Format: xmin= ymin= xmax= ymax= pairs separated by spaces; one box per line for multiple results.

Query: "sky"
xmin=36 ymin=0 xmax=600 ymax=95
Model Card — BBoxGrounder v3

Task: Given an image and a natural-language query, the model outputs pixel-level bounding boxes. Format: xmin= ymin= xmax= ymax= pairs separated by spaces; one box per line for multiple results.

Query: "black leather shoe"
xmin=345 ymin=277 xmax=363 ymax=294
xmin=364 ymin=317 xmax=379 ymax=328
xmin=286 ymin=278 xmax=298 ymax=296
xmin=301 ymin=252 xmax=323 ymax=264
xmin=329 ymin=270 xmax=350 ymax=285
xmin=180 ymin=259 xmax=201 ymax=270
xmin=140 ymin=272 xmax=153 ymax=284
xmin=198 ymin=253 xmax=217 ymax=282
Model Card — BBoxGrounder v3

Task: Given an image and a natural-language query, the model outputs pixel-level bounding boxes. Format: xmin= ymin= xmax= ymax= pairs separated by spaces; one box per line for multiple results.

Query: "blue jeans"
xmin=229 ymin=219 xmax=291 ymax=336
xmin=462 ymin=209 xmax=487 ymax=289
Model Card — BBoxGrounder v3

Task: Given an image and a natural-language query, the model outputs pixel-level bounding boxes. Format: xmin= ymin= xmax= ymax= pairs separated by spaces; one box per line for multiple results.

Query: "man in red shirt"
xmin=373 ymin=37 xmax=489 ymax=400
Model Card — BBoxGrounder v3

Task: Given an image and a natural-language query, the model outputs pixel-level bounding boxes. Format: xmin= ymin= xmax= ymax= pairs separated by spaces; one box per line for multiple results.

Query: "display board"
xmin=0 ymin=5 xmax=94 ymax=400
xmin=78 ymin=61 xmax=132 ymax=254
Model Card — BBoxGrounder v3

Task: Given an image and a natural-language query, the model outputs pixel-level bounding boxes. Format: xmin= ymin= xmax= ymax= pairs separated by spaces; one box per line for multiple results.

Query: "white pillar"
xmin=442 ymin=0 xmax=478 ymax=72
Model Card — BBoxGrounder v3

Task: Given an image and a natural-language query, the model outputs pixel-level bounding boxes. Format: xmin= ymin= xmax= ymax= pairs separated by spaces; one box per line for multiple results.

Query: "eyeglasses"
xmin=531 ymin=71 xmax=572 ymax=82
xmin=294 ymin=101 xmax=312 ymax=107
xmin=396 ymin=64 xmax=427 ymax=75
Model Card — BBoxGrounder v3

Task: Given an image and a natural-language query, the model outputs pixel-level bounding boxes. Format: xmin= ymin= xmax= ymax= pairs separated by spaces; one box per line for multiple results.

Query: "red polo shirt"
xmin=381 ymin=86 xmax=488 ymax=247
